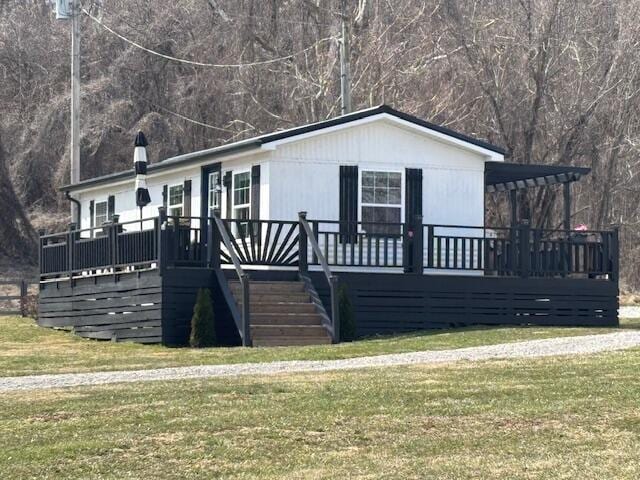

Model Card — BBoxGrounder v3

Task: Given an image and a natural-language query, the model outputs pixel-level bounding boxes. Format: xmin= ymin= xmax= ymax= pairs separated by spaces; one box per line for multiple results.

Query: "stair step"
xmin=234 ymin=293 xmax=311 ymax=304
xmin=253 ymin=336 xmax=333 ymax=347
xmin=251 ymin=313 xmax=324 ymax=326
xmin=251 ymin=324 xmax=329 ymax=338
xmin=250 ymin=303 xmax=317 ymax=314
xmin=229 ymin=281 xmax=305 ymax=293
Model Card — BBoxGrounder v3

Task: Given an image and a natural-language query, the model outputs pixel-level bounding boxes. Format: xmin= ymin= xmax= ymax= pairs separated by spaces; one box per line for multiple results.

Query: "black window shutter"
xmin=251 ymin=165 xmax=260 ymax=220
xmin=223 ymin=171 xmax=233 ymax=219
xmin=162 ymin=185 xmax=168 ymax=208
xmin=89 ymin=200 xmax=95 ymax=228
xmin=405 ymin=168 xmax=423 ymax=225
xmin=339 ymin=165 xmax=358 ymax=243
xmin=107 ymin=195 xmax=115 ymax=220
xmin=183 ymin=180 xmax=192 ymax=217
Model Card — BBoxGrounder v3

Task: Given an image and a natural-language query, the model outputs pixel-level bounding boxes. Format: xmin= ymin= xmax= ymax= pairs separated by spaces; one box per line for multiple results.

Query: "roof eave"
xmin=60 ymin=140 xmax=262 ymax=193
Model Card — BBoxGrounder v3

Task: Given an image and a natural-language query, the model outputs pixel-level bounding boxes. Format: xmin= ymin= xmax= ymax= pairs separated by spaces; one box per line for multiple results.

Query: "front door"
xmin=201 ymin=163 xmax=222 ymax=219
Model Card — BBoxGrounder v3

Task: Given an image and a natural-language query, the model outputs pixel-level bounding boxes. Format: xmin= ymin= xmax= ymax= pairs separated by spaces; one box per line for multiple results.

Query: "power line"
xmin=82 ymin=8 xmax=335 ymax=68
xmin=132 ymin=92 xmax=237 ymax=133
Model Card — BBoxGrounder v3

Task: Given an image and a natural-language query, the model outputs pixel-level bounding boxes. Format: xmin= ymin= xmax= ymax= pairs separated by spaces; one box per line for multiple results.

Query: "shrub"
xmin=338 ymin=283 xmax=356 ymax=342
xmin=190 ymin=288 xmax=216 ymax=348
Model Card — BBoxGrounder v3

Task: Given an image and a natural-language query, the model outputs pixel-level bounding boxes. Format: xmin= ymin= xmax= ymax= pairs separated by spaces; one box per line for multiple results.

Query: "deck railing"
xmin=39 ymin=211 xmax=619 ymax=284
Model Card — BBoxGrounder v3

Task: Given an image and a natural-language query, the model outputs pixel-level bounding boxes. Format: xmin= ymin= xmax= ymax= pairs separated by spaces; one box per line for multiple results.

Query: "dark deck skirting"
xmin=39 ymin=268 xmax=618 ymax=345
xmin=308 ymin=272 xmax=619 ymax=337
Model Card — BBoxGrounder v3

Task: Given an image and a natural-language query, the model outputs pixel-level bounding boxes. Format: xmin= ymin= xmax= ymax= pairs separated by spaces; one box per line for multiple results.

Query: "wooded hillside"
xmin=1 ymin=0 xmax=640 ymax=287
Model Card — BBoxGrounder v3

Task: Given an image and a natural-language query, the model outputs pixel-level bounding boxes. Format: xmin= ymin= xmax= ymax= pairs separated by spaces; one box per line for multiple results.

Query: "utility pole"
xmin=70 ymin=0 xmax=81 ymax=222
xmin=339 ymin=0 xmax=351 ymax=115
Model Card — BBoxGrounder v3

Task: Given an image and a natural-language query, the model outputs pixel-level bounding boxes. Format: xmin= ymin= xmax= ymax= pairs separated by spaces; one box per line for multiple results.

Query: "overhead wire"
xmin=82 ymin=8 xmax=335 ymax=68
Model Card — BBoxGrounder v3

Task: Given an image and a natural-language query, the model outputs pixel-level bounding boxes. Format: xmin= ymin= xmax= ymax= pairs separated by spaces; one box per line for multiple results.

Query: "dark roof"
xmin=62 ymin=105 xmax=506 ymax=192
xmin=485 ymin=161 xmax=591 ymax=192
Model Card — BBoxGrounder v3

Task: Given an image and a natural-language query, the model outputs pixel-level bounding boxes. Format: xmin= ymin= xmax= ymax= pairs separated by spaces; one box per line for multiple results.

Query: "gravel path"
xmin=620 ymin=305 xmax=640 ymax=318
xmin=2 ymin=331 xmax=640 ymax=392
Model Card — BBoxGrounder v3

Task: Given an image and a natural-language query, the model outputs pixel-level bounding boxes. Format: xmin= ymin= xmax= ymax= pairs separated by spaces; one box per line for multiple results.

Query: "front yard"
xmin=0 ymin=315 xmax=636 ymax=377
xmin=2 ymin=346 xmax=640 ymax=479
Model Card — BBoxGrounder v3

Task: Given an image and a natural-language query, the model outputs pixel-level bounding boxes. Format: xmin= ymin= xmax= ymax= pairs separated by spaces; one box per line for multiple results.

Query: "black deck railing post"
xmin=157 ymin=207 xmax=167 ymax=274
xmin=413 ymin=214 xmax=424 ymax=274
xmin=426 ymin=224 xmax=434 ymax=269
xmin=611 ymin=226 xmax=620 ymax=284
xmin=37 ymin=228 xmax=45 ymax=280
xmin=298 ymin=212 xmax=309 ymax=273
xmin=519 ymin=220 xmax=530 ymax=278
xmin=67 ymin=223 xmax=76 ymax=282
xmin=209 ymin=213 xmax=221 ymax=269
xmin=508 ymin=224 xmax=517 ymax=276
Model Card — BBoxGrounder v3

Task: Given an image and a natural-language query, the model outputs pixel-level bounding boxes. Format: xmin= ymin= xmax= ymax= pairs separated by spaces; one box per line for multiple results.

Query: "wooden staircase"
xmin=228 ymin=280 xmax=332 ymax=347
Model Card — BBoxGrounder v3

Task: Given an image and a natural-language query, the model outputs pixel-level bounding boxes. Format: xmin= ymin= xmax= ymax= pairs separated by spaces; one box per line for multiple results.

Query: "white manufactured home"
xmin=67 ymin=105 xmax=504 ymax=237
xmin=41 ymin=105 xmax=616 ymax=347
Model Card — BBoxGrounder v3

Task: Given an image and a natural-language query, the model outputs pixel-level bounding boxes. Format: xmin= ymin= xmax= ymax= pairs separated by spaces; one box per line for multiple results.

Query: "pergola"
xmin=485 ymin=161 xmax=591 ymax=229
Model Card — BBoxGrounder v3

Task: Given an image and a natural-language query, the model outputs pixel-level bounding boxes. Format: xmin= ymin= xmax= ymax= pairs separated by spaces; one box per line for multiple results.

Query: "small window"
xmin=208 ymin=172 xmax=221 ymax=217
xmin=168 ymin=184 xmax=184 ymax=217
xmin=94 ymin=200 xmax=108 ymax=227
xmin=361 ymin=171 xmax=402 ymax=235
xmin=233 ymin=171 xmax=251 ymax=236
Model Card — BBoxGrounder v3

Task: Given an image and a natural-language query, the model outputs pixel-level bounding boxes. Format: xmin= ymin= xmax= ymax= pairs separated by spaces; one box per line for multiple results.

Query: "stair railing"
xmin=212 ymin=213 xmax=251 ymax=346
xmin=298 ymin=211 xmax=340 ymax=343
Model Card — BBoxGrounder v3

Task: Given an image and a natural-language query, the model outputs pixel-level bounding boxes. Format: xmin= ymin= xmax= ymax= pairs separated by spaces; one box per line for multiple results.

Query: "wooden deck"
xmin=37 ymin=212 xmax=620 ymax=345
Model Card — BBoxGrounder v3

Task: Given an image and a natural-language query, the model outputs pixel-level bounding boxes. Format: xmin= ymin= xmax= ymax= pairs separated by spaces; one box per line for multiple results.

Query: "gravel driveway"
xmin=2 ymin=331 xmax=640 ymax=392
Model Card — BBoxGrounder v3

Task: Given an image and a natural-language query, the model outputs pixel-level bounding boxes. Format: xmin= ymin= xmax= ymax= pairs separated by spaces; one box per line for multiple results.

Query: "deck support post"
xmin=298 ymin=212 xmax=309 ymax=273
xmin=519 ymin=220 xmax=530 ymax=278
xmin=413 ymin=214 xmax=424 ymax=274
xmin=241 ymin=273 xmax=251 ymax=347
xmin=330 ymin=275 xmax=340 ymax=343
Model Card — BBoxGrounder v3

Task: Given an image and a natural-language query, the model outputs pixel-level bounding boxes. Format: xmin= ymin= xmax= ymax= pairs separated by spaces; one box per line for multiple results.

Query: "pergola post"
xmin=563 ymin=182 xmax=571 ymax=231
xmin=510 ymin=189 xmax=518 ymax=227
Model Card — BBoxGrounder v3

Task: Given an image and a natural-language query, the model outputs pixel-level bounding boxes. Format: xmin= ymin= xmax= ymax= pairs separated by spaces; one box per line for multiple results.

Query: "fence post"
xmin=19 ymin=280 xmax=27 ymax=317
xmin=519 ymin=220 xmax=530 ymax=278
xmin=298 ymin=211 xmax=309 ymax=274
xmin=413 ymin=214 xmax=424 ymax=274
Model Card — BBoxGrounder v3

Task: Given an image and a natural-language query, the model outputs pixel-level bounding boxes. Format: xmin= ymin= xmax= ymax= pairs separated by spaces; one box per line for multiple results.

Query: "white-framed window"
xmin=361 ymin=170 xmax=402 ymax=235
xmin=208 ymin=171 xmax=221 ymax=217
xmin=233 ymin=171 xmax=251 ymax=236
xmin=94 ymin=200 xmax=108 ymax=227
xmin=168 ymin=184 xmax=184 ymax=217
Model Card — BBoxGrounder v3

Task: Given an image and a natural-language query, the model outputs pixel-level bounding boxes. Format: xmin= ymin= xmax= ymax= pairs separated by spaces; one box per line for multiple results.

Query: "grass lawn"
xmin=2 ymin=348 xmax=640 ymax=479
xmin=1 ymin=315 xmax=637 ymax=377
